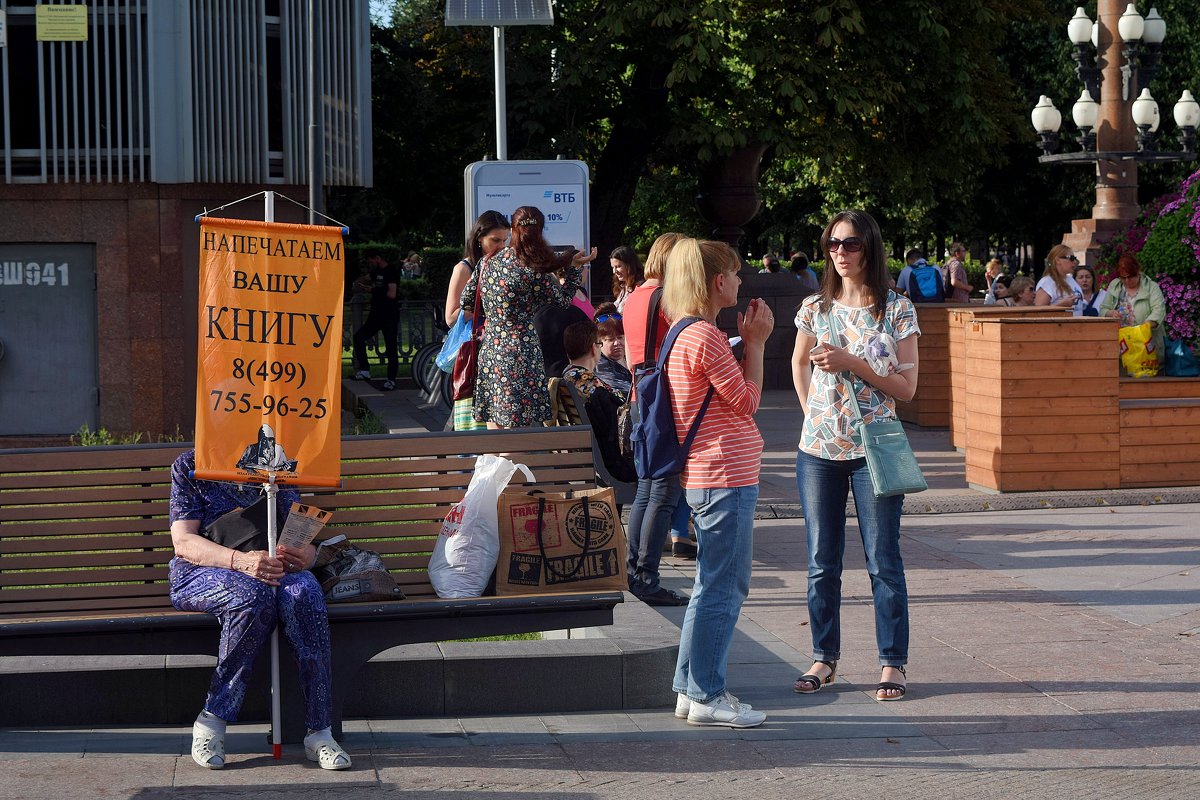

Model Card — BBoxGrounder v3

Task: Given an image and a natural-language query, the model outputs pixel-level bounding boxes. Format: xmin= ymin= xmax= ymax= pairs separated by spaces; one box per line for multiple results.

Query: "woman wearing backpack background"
xmin=790 ymin=209 xmax=920 ymax=702
xmin=624 ymin=232 xmax=698 ymax=607
xmin=663 ymin=238 xmax=774 ymax=728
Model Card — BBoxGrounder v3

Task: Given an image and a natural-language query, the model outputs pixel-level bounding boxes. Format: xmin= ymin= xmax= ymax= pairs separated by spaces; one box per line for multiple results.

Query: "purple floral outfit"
xmin=168 ymin=450 xmax=333 ymax=729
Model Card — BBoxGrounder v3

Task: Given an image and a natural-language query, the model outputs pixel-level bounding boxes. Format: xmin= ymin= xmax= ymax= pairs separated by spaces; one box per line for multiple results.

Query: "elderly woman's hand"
xmin=277 ymin=543 xmax=317 ymax=573
xmin=233 ymin=550 xmax=286 ymax=586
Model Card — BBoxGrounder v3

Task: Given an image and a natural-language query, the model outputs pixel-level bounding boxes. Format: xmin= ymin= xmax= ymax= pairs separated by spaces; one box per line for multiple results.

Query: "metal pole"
xmin=265 ymin=475 xmax=282 ymax=760
xmin=264 ymin=190 xmax=283 ymax=761
xmin=494 ymin=26 xmax=506 ymax=160
xmin=308 ymin=0 xmax=324 ymax=222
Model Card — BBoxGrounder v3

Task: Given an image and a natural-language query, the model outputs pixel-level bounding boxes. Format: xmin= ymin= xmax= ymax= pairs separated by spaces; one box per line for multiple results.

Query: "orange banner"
xmin=194 ymin=217 xmax=344 ymax=488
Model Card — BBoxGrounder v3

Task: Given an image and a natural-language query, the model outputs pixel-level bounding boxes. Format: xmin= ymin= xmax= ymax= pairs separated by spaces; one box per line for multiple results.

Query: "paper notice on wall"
xmin=277 ymin=504 xmax=332 ymax=549
xmin=36 ymin=5 xmax=89 ymax=42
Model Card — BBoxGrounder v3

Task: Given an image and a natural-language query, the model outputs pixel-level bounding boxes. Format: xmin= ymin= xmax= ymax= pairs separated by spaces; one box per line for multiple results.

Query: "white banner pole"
xmin=264 ymin=190 xmax=283 ymax=760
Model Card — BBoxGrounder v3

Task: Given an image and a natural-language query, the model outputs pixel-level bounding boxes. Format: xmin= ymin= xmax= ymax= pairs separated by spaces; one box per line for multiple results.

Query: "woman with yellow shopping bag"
xmin=1099 ymin=254 xmax=1166 ymax=375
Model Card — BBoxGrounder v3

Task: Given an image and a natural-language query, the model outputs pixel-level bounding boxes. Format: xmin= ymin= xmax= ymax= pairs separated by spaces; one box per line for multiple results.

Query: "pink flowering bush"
xmin=1097 ymin=167 xmax=1200 ymax=345
xmin=1157 ymin=276 xmax=1200 ymax=342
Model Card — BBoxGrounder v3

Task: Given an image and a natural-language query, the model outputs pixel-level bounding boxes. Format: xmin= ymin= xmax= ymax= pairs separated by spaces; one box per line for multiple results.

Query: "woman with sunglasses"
xmin=790 ymin=210 xmax=920 ymax=702
xmin=1034 ymin=245 xmax=1084 ymax=313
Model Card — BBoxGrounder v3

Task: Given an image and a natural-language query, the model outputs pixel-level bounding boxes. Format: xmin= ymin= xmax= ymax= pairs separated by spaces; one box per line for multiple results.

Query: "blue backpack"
xmin=908 ymin=260 xmax=945 ymax=303
xmin=630 ymin=317 xmax=715 ymax=480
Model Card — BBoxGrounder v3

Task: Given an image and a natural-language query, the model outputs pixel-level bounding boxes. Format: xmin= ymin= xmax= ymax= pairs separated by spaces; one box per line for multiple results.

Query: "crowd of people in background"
xmin=340 ymin=211 xmax=1177 ymax=736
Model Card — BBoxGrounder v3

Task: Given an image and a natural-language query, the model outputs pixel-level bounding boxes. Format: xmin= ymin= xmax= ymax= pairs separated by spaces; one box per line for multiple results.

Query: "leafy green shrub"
xmin=421 ymin=246 xmax=463 ymax=305
xmin=72 ymin=425 xmax=144 ymax=446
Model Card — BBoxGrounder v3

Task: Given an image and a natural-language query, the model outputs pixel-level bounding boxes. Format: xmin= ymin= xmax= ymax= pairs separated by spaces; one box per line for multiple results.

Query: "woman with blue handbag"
xmin=789 ymin=210 xmax=921 ymax=702
xmin=443 ymin=211 xmax=509 ymax=431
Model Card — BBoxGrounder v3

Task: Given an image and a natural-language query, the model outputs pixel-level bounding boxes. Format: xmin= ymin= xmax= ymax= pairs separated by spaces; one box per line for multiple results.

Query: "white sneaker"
xmin=353 ymin=370 xmax=371 ymax=380
xmin=304 ymin=730 xmax=352 ymax=770
xmin=676 ymin=691 xmax=752 ymax=719
xmin=687 ymin=692 xmax=767 ymax=728
xmin=191 ymin=723 xmax=225 ymax=769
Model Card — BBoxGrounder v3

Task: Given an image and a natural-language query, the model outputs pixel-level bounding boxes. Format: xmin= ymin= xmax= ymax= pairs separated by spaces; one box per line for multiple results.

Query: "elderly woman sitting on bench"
xmin=167 ymin=449 xmax=351 ymax=771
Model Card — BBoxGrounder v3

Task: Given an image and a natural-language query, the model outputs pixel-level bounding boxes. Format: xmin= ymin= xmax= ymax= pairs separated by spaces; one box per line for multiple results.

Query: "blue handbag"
xmin=826 ymin=301 xmax=927 ymax=498
xmin=435 ymin=313 xmax=472 ymax=373
xmin=1164 ymin=338 xmax=1200 ymax=377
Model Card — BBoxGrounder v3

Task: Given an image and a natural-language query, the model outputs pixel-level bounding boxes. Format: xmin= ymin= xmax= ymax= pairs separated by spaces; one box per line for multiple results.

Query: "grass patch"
xmin=446 ymin=632 xmax=542 ymax=643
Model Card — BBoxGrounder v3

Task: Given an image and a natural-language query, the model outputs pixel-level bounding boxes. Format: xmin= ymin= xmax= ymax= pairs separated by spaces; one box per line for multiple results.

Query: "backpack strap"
xmin=637 ymin=287 xmax=665 ymax=371
xmin=658 ymin=317 xmax=717 ymax=452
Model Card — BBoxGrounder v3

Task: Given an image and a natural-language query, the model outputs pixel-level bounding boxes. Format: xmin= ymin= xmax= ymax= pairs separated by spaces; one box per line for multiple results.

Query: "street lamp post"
xmin=1032 ymin=2 xmax=1197 ymax=264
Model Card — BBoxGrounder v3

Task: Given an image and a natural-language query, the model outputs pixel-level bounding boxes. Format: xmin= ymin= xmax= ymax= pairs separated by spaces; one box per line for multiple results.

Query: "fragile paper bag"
xmin=495 ymin=487 xmax=627 ymax=595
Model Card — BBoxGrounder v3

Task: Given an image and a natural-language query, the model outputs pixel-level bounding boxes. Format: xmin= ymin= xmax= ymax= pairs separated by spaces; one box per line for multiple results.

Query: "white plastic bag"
xmin=429 ymin=454 xmax=534 ymax=598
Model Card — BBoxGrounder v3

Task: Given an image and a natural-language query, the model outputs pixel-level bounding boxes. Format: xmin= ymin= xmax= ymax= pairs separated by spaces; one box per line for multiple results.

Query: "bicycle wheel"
xmin=411 ymin=342 xmax=441 ymax=396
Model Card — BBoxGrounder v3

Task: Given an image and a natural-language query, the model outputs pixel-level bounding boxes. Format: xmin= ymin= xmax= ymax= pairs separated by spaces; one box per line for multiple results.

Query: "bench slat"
xmin=0 ymin=565 xmax=170 ymax=588
xmin=0 ymin=469 xmax=174 ymax=490
xmin=2 ymin=484 xmax=168 ymax=507
xmin=1 ymin=551 xmax=171 ymax=571
xmin=2 ymin=582 xmax=170 ymax=604
xmin=0 ymin=518 xmax=164 ymax=537
xmin=0 ymin=500 xmax=169 ymax=523
xmin=0 ymin=447 xmax=179 ymax=472
xmin=0 ymin=594 xmax=181 ymax=617
xmin=0 ymin=533 xmax=174 ymax=555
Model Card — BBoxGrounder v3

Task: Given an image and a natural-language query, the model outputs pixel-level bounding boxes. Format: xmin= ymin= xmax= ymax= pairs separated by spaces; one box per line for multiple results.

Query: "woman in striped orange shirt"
xmin=663 ymin=238 xmax=774 ymax=729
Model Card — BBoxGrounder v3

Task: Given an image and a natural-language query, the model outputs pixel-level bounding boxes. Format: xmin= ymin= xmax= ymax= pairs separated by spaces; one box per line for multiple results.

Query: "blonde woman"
xmin=1035 ymin=244 xmax=1083 ymax=313
xmin=664 ymin=238 xmax=773 ymax=728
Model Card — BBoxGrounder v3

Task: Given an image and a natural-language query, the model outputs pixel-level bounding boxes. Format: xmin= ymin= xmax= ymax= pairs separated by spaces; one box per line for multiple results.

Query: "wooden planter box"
xmin=1119 ymin=377 xmax=1200 ymax=487
xmin=894 ymin=302 xmax=971 ymax=428
xmin=964 ymin=317 xmax=1120 ymax=492
xmin=947 ymin=306 xmax=1071 ymax=448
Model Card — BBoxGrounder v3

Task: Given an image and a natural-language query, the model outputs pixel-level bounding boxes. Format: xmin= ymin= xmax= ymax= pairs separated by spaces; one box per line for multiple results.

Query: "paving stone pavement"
xmin=4 ymin=385 xmax=1197 ymax=797
xmin=2 ymin=504 xmax=1197 ymax=799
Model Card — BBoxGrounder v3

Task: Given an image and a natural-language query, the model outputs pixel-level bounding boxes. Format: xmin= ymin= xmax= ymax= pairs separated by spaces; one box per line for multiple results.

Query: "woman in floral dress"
xmin=460 ymin=205 xmax=597 ymax=428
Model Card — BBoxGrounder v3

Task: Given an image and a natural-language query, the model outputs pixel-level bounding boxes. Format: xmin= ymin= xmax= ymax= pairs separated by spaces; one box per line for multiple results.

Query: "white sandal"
xmin=191 ymin=724 xmax=225 ymax=769
xmin=304 ymin=730 xmax=352 ymax=771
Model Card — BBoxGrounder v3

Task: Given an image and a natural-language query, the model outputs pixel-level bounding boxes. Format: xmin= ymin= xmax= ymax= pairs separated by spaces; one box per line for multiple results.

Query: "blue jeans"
xmin=672 ymin=484 xmax=757 ymax=702
xmin=670 ymin=494 xmax=692 ymax=541
xmin=796 ymin=450 xmax=908 ymax=667
xmin=626 ymin=474 xmax=682 ymax=596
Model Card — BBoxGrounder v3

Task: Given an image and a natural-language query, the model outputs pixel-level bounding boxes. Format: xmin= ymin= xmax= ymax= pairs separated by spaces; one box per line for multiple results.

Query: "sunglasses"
xmin=1059 ymin=254 xmax=1079 ymax=263
xmin=595 ymin=313 xmax=622 ymax=324
xmin=827 ymin=237 xmax=864 ymax=253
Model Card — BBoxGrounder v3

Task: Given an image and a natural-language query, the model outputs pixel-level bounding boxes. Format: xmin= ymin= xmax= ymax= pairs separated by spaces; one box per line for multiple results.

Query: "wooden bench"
xmin=0 ymin=426 xmax=623 ymax=740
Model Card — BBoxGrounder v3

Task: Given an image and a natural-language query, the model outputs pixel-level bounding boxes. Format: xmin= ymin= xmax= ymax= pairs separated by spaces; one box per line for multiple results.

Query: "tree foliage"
xmin=345 ymin=0 xmax=1200 ymax=278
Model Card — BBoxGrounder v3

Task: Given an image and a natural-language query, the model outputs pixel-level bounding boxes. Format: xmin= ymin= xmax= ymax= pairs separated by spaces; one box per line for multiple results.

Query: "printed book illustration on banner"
xmin=235 ymin=423 xmax=298 ymax=473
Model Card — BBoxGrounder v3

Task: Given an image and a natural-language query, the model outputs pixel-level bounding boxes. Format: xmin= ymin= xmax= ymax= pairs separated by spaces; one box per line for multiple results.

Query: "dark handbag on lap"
xmin=451 ymin=260 xmax=485 ymax=401
xmin=203 ymin=496 xmax=270 ymax=553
